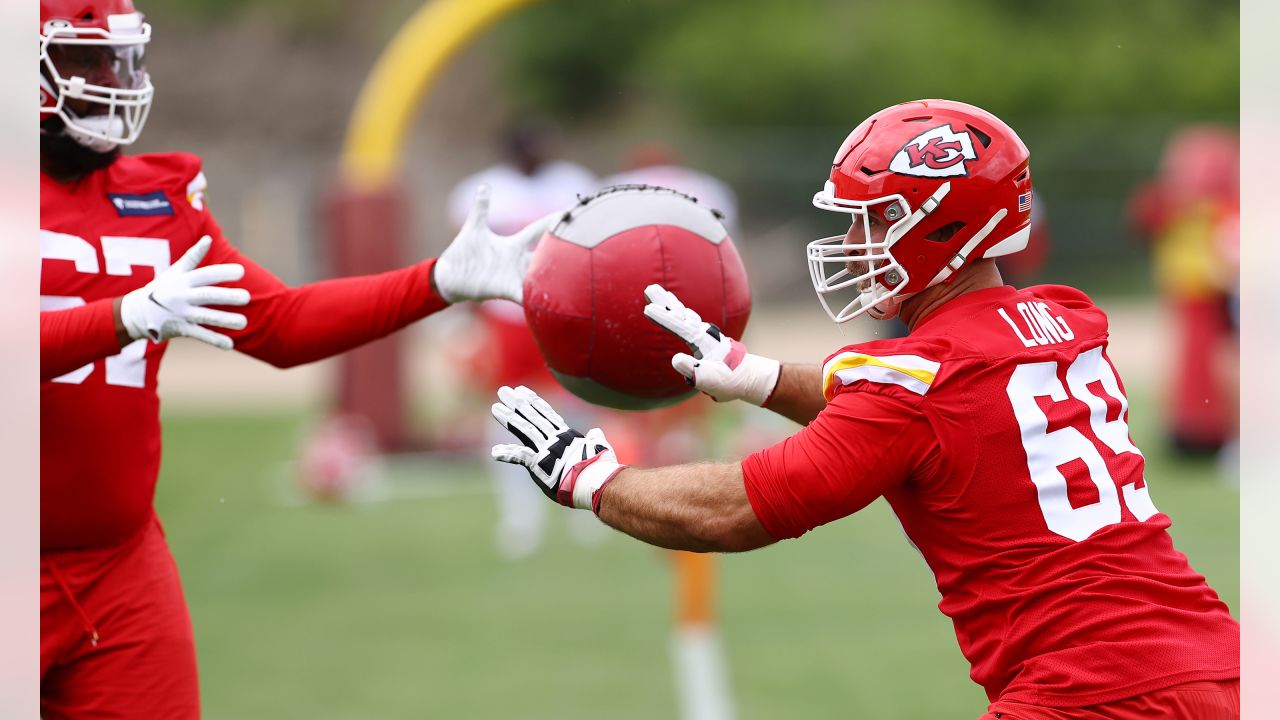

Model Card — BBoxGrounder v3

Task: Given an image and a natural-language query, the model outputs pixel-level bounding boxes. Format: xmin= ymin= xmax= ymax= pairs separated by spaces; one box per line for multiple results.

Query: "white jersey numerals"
xmin=40 ymin=230 xmax=171 ymax=388
xmin=1005 ymin=346 xmax=1158 ymax=541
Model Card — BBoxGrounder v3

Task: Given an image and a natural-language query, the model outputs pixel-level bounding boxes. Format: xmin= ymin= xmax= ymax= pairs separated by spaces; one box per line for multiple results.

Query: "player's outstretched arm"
xmin=595 ymin=463 xmax=775 ymax=553
xmin=431 ymin=184 xmax=559 ymax=304
xmin=213 ymin=183 xmax=554 ymax=368
xmin=490 ymin=385 xmax=776 ymax=553
xmin=643 ymin=284 xmax=825 ymax=425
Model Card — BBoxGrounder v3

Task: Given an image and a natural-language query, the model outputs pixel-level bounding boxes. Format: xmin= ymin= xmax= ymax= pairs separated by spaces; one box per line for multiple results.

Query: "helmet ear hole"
xmin=926 ymin=221 xmax=966 ymax=243
xmin=966 ymin=124 xmax=993 ymax=148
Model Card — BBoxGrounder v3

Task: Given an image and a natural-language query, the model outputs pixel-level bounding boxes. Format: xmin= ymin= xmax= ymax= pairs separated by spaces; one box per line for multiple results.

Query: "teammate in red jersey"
xmin=488 ymin=100 xmax=1240 ymax=718
xmin=39 ymin=1 xmax=550 ymax=717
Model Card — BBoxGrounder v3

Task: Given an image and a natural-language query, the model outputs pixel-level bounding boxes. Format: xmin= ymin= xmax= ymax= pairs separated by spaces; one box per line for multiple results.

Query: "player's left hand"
xmin=490 ymin=385 xmax=626 ymax=512
xmin=433 ymin=184 xmax=559 ymax=304
xmin=643 ymin=284 xmax=781 ymax=406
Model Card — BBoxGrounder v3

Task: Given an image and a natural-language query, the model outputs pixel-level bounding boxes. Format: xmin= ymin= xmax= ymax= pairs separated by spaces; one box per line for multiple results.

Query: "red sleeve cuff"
xmin=40 ymin=298 xmax=121 ymax=382
xmin=740 ymin=455 xmax=794 ymax=541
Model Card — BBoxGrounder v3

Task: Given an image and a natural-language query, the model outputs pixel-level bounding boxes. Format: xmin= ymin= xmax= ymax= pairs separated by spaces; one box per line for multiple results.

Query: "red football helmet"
xmin=40 ymin=0 xmax=154 ymax=152
xmin=810 ymin=99 xmax=1033 ymax=322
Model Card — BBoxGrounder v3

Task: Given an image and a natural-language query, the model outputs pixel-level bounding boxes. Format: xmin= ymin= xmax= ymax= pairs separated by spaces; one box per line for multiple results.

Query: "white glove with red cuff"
xmin=642 ymin=284 xmax=781 ymax=406
xmin=434 ymin=184 xmax=559 ymax=304
xmin=119 ymin=235 xmax=249 ymax=350
xmin=490 ymin=385 xmax=626 ymax=512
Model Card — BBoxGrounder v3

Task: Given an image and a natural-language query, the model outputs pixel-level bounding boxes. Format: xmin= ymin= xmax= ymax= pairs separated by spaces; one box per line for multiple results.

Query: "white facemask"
xmin=40 ymin=14 xmax=154 ymax=152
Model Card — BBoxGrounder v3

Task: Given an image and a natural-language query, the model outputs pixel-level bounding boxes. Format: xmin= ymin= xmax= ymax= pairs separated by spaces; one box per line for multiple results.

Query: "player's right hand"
xmin=643 ymin=284 xmax=781 ymax=406
xmin=119 ymin=235 xmax=250 ymax=350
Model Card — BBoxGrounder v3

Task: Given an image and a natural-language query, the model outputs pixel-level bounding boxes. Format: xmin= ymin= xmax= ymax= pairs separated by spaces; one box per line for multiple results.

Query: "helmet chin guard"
xmin=62 ymin=114 xmax=131 ymax=153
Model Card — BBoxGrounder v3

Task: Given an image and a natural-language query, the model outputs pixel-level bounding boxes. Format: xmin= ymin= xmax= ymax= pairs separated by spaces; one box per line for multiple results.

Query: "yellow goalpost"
xmin=341 ymin=0 xmax=539 ymax=191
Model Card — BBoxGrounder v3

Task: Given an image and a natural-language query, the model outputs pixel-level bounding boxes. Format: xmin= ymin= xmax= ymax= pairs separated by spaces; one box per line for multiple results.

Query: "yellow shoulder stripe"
xmin=821 ymin=352 xmax=940 ymax=400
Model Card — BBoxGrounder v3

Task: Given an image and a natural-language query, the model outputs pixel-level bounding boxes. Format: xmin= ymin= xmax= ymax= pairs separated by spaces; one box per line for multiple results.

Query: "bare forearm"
xmin=595 ymin=462 xmax=775 ymax=553
xmin=762 ymin=363 xmax=825 ymax=425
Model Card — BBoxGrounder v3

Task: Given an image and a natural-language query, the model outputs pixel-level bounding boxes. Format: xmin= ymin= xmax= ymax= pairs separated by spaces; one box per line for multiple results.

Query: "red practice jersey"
xmin=742 ymin=285 xmax=1239 ymax=706
xmin=41 ymin=153 xmax=448 ymax=550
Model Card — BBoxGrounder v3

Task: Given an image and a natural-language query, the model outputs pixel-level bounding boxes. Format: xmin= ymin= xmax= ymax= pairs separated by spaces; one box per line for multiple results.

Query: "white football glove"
xmin=490 ymin=385 xmax=626 ymax=512
xmin=643 ymin=284 xmax=781 ymax=406
xmin=434 ymin=184 xmax=559 ymax=304
xmin=119 ymin=235 xmax=250 ymax=350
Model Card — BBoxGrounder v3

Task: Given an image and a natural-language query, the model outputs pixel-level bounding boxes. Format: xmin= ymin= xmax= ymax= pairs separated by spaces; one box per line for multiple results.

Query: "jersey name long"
xmin=742 ymin=284 xmax=1239 ymax=706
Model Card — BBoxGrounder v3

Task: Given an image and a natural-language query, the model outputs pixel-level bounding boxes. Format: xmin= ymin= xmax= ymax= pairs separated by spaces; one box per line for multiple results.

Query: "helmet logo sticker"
xmin=890 ymin=125 xmax=979 ymax=178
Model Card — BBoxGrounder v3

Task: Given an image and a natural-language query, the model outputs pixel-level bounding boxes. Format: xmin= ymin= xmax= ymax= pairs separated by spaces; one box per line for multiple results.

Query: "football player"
xmin=39 ymin=1 xmax=549 ymax=717
xmin=490 ymin=100 xmax=1240 ymax=718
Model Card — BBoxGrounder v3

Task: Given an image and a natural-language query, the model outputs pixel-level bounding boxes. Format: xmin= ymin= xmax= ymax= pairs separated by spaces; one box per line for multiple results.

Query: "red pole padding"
xmin=321 ymin=178 xmax=419 ymax=452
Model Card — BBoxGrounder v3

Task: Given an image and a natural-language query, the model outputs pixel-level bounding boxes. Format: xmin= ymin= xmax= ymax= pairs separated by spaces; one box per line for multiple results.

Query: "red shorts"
xmin=41 ymin=515 xmax=199 ymax=719
xmin=979 ymin=679 xmax=1240 ymax=720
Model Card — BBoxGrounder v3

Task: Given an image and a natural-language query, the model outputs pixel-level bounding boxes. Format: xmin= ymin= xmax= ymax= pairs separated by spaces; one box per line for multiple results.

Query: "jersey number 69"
xmin=1005 ymin=346 xmax=1160 ymax=542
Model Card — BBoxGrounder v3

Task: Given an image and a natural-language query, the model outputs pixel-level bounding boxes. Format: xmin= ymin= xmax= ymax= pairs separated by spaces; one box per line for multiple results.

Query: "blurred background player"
xmin=489 ymin=99 xmax=1239 ymax=719
xmin=600 ymin=142 xmax=740 ymax=235
xmin=1128 ymin=126 xmax=1240 ymax=461
xmin=39 ymin=2 xmax=548 ymax=716
xmin=446 ymin=119 xmax=601 ymax=559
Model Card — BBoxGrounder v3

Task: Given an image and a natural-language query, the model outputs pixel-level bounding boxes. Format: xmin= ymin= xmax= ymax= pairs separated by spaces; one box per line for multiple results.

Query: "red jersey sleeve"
xmin=198 ymin=209 xmax=448 ymax=368
xmin=40 ymin=298 xmax=121 ymax=382
xmin=741 ymin=389 xmax=938 ymax=540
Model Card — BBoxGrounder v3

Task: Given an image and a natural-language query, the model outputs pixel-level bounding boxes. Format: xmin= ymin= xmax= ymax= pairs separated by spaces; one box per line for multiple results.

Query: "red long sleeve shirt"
xmin=40 ymin=153 xmax=448 ymax=549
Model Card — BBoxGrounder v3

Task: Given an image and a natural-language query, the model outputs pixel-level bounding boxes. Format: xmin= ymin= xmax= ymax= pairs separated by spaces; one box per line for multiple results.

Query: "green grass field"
xmin=156 ymin=397 xmax=1238 ymax=719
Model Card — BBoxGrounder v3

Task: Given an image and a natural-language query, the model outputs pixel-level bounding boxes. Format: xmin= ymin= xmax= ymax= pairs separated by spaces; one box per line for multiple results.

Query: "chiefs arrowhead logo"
xmin=890 ymin=125 xmax=979 ymax=178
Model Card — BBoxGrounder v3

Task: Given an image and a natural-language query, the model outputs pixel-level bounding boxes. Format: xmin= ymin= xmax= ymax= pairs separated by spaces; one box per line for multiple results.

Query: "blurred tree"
xmin=490 ymin=0 xmax=690 ymax=118
xmin=144 ymin=0 xmax=1238 ymax=296
xmin=497 ymin=0 xmax=1238 ymax=126
xmin=492 ymin=0 xmax=1237 ymax=295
